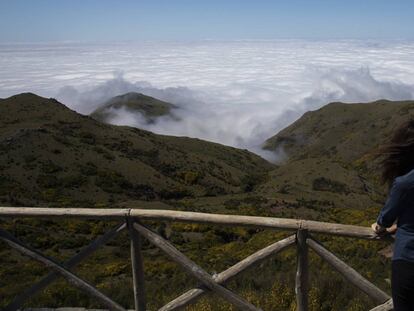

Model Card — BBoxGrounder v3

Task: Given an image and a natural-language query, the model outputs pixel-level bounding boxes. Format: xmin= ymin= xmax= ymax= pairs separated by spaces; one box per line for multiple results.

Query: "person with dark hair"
xmin=372 ymin=120 xmax=414 ymax=311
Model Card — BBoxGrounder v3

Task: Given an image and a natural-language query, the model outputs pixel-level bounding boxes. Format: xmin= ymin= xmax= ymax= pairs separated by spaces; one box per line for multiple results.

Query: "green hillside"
xmin=260 ymin=100 xmax=414 ymax=209
xmin=0 ymin=95 xmax=404 ymax=310
xmin=264 ymin=100 xmax=414 ymax=162
xmin=0 ymin=93 xmax=272 ymax=208
xmin=90 ymin=92 xmax=177 ymax=124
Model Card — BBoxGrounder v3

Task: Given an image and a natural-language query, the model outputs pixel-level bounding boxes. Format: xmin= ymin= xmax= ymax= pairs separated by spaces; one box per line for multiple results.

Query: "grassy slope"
xmin=2 ymin=96 xmax=410 ymax=310
xmin=0 ymin=93 xmax=277 ymax=309
xmin=90 ymin=92 xmax=177 ymax=123
xmin=0 ymin=93 xmax=272 ymax=208
xmin=260 ymin=100 xmax=414 ymax=210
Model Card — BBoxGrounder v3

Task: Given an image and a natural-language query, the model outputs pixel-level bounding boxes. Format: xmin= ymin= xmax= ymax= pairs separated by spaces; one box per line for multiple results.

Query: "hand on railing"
xmin=371 ymin=222 xmax=397 ymax=235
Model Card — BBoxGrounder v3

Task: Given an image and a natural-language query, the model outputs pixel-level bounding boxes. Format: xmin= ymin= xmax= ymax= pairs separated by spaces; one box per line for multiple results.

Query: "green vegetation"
xmin=1 ymin=93 xmax=410 ymax=310
xmin=0 ymin=93 xmax=272 ymax=207
xmin=0 ymin=206 xmax=390 ymax=310
xmin=312 ymin=177 xmax=350 ymax=194
xmin=90 ymin=92 xmax=177 ymax=123
xmin=260 ymin=99 xmax=414 ymax=209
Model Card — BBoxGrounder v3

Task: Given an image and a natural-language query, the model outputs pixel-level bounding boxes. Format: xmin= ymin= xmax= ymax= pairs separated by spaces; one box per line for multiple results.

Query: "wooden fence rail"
xmin=0 ymin=207 xmax=394 ymax=311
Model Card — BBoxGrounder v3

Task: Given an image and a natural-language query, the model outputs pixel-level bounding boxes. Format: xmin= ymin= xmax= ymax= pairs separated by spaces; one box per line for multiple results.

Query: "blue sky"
xmin=0 ymin=0 xmax=413 ymax=42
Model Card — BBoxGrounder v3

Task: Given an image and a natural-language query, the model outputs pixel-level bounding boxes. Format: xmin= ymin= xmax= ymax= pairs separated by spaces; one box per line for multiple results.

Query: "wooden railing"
xmin=0 ymin=207 xmax=394 ymax=311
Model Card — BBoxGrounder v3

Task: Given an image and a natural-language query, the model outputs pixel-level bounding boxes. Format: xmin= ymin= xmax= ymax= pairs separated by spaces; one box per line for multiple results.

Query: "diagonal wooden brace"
xmin=369 ymin=298 xmax=393 ymax=311
xmin=307 ymin=237 xmax=390 ymax=304
xmin=159 ymin=234 xmax=296 ymax=311
xmin=0 ymin=228 xmax=126 ymax=311
xmin=132 ymin=222 xmax=262 ymax=311
xmin=4 ymin=222 xmax=126 ymax=311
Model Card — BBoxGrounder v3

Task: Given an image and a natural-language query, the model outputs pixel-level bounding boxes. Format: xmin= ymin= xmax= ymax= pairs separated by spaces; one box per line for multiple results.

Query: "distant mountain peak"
xmin=90 ymin=92 xmax=177 ymax=123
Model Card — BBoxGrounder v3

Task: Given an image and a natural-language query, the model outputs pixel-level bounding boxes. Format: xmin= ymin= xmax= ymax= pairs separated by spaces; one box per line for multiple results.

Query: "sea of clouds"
xmin=1 ymin=40 xmax=414 ymax=161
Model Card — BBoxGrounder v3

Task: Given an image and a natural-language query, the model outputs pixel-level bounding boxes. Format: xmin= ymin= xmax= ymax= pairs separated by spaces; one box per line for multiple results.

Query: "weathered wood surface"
xmin=0 ymin=228 xmax=126 ymax=311
xmin=307 ymin=238 xmax=390 ymax=304
xmin=369 ymin=298 xmax=394 ymax=311
xmin=132 ymin=222 xmax=262 ymax=311
xmin=4 ymin=223 xmax=126 ymax=311
xmin=21 ymin=309 xmax=136 ymax=311
xmin=0 ymin=207 xmax=396 ymax=310
xmin=0 ymin=207 xmax=387 ymax=239
xmin=160 ymin=235 xmax=296 ymax=311
xmin=295 ymin=230 xmax=309 ymax=311
xmin=127 ymin=220 xmax=147 ymax=311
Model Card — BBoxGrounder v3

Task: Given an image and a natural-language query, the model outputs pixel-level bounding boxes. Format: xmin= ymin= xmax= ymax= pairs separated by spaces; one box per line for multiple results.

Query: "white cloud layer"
xmin=1 ymin=40 xmax=414 ymax=162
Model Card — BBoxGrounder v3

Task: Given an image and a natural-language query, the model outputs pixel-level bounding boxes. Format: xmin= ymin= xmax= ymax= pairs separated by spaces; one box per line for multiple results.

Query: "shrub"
xmin=79 ymin=132 xmax=96 ymax=144
xmin=312 ymin=177 xmax=350 ymax=194
xmin=40 ymin=161 xmax=62 ymax=174
xmin=79 ymin=162 xmax=98 ymax=176
xmin=241 ymin=173 xmax=266 ymax=192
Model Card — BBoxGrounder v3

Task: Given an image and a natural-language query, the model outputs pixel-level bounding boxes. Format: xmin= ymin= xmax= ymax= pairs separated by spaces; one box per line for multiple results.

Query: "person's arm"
xmin=376 ymin=178 xmax=407 ymax=228
xmin=386 ymin=222 xmax=398 ymax=234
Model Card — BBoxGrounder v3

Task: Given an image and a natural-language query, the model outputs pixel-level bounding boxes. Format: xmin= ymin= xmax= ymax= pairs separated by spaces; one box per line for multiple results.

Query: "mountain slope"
xmin=90 ymin=92 xmax=177 ymax=124
xmin=0 ymin=93 xmax=273 ymax=207
xmin=0 ymin=95 xmax=396 ymax=310
xmin=259 ymin=99 xmax=414 ymax=209
xmin=264 ymin=100 xmax=414 ymax=162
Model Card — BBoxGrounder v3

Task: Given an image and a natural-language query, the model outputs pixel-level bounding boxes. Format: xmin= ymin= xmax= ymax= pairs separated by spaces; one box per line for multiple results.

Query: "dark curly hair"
xmin=381 ymin=119 xmax=414 ymax=185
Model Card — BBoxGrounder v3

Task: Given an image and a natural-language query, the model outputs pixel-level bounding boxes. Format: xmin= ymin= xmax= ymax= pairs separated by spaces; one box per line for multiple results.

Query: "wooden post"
xmin=296 ymin=229 xmax=308 ymax=311
xmin=127 ymin=219 xmax=146 ymax=311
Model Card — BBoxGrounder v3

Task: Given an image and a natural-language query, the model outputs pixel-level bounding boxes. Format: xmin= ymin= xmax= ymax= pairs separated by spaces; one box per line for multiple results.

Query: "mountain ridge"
xmin=90 ymin=92 xmax=177 ymax=124
xmin=0 ymin=92 xmax=403 ymax=310
xmin=0 ymin=93 xmax=272 ymax=207
xmin=259 ymin=98 xmax=414 ymax=209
